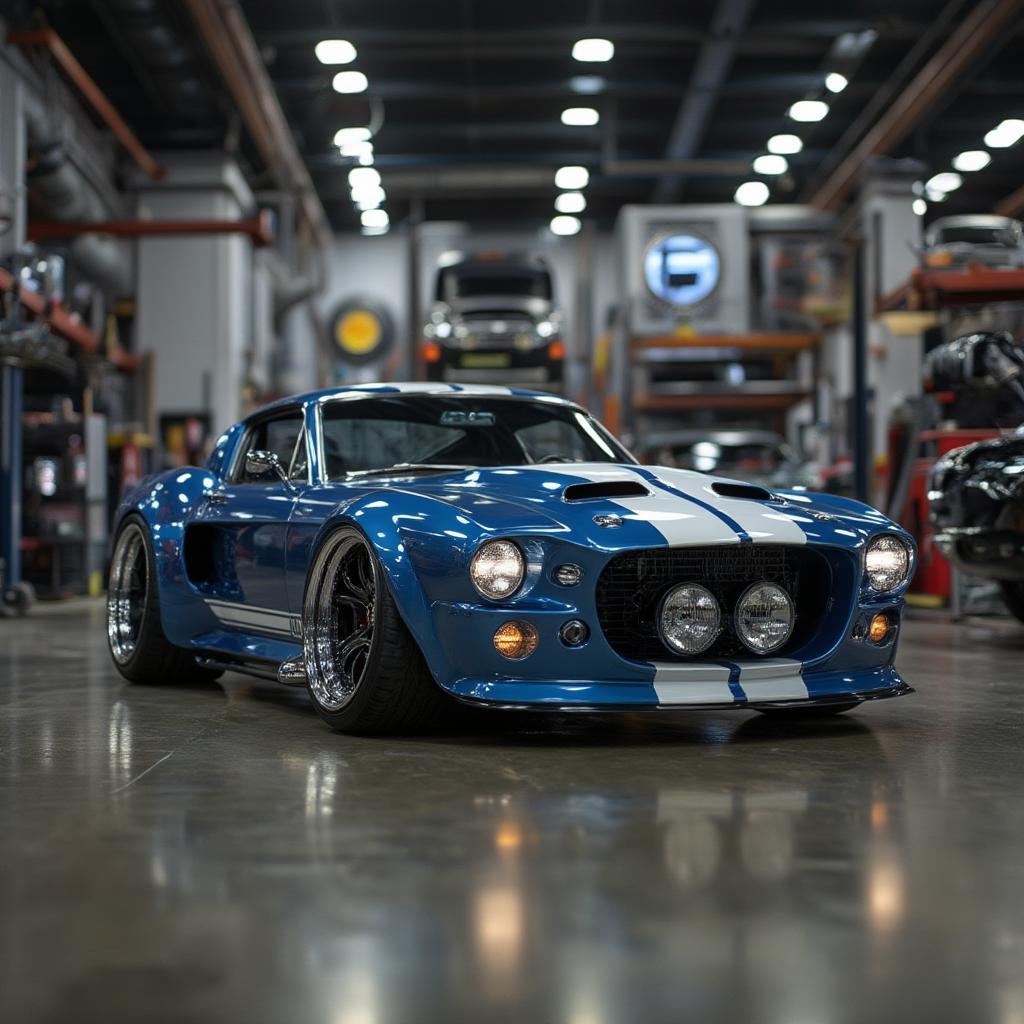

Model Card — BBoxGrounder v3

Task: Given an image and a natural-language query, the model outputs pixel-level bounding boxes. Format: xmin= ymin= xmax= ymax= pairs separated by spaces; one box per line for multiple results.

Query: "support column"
xmin=0 ymin=42 xmax=27 ymax=590
xmin=134 ymin=153 xmax=255 ymax=440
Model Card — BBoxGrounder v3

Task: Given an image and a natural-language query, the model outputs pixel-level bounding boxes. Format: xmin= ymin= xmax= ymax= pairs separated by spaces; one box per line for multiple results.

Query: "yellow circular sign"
xmin=335 ymin=309 xmax=383 ymax=356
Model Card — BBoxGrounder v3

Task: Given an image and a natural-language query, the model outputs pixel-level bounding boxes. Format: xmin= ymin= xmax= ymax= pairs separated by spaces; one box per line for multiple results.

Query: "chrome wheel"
xmin=108 ymin=522 xmax=149 ymax=664
xmin=305 ymin=532 xmax=378 ymax=712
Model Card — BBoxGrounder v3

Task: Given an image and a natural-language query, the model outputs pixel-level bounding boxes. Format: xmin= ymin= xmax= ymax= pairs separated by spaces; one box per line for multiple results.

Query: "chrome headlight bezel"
xmin=470 ymin=539 xmax=526 ymax=601
xmin=864 ymin=534 xmax=914 ymax=593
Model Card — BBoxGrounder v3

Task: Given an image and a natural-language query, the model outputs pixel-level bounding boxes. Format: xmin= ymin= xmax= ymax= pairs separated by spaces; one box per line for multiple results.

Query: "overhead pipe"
xmin=7 ymin=29 xmax=164 ymax=181
xmin=26 ymin=212 xmax=276 ymax=246
xmin=809 ymin=0 xmax=1024 ymax=210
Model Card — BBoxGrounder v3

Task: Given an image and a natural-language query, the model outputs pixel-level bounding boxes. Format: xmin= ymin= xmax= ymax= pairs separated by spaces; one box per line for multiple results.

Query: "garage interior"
xmin=3 ymin=1 xmax=1024 ymax=1020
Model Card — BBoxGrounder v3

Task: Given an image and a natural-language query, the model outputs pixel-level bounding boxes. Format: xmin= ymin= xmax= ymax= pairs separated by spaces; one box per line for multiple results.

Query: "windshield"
xmin=439 ymin=266 xmax=552 ymax=302
xmin=655 ymin=440 xmax=791 ymax=475
xmin=319 ymin=396 xmax=631 ymax=479
xmin=936 ymin=225 xmax=1018 ymax=247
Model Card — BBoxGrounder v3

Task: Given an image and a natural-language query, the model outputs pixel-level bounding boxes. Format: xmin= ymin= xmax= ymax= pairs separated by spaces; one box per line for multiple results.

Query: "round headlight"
xmin=735 ymin=582 xmax=795 ymax=654
xmin=865 ymin=535 xmax=911 ymax=591
xmin=658 ymin=583 xmax=721 ymax=656
xmin=471 ymin=540 xmax=525 ymax=600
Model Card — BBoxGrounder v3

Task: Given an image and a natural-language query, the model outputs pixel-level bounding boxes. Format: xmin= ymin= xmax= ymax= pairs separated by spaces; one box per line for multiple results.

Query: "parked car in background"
xmin=421 ymin=255 xmax=564 ymax=388
xmin=921 ymin=215 xmax=1024 ymax=270
xmin=635 ymin=429 xmax=815 ymax=490
xmin=929 ymin=426 xmax=1024 ymax=625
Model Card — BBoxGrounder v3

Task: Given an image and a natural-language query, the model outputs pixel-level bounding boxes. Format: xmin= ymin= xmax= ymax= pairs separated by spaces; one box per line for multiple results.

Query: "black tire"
xmin=756 ymin=701 xmax=858 ymax=719
xmin=303 ymin=526 xmax=451 ymax=735
xmin=1000 ymin=581 xmax=1024 ymax=624
xmin=107 ymin=515 xmax=222 ymax=685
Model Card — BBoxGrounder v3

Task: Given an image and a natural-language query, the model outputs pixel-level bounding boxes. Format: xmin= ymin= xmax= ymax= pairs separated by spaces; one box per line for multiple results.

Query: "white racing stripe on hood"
xmin=640 ymin=466 xmax=809 ymax=545
xmin=734 ymin=658 xmax=809 ymax=701
xmin=518 ymin=463 xmax=742 ymax=545
xmin=652 ymin=662 xmax=735 ymax=704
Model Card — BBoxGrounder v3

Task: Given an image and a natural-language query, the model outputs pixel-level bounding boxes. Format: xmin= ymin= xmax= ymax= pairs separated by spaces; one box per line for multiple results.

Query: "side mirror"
xmin=246 ymin=449 xmax=290 ymax=486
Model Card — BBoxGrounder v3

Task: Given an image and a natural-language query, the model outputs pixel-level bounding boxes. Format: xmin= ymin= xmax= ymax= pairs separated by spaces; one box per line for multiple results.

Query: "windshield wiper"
xmin=345 ymin=463 xmax=471 ymax=479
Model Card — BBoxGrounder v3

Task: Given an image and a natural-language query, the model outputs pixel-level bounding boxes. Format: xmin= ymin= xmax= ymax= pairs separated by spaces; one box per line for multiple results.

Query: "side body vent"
xmin=711 ymin=481 xmax=773 ymax=501
xmin=563 ymin=480 xmax=649 ymax=502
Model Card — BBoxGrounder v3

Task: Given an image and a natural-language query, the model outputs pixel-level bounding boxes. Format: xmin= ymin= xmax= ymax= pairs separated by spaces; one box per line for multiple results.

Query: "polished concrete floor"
xmin=2 ymin=600 xmax=1024 ymax=1023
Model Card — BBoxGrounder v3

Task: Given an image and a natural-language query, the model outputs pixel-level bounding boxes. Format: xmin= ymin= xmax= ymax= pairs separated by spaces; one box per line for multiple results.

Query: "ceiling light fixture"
xmin=788 ymin=99 xmax=829 ymax=122
xmin=734 ymin=181 xmax=770 ymax=207
xmin=561 ymin=107 xmax=599 ymax=126
xmin=554 ymin=166 xmax=589 ymax=190
xmin=351 ymin=184 xmax=386 ymax=207
xmin=912 ymin=198 xmax=927 ymax=216
xmin=315 ymin=39 xmax=357 ymax=65
xmin=984 ymin=119 xmax=1024 ymax=148
xmin=348 ymin=167 xmax=381 ymax=189
xmin=572 ymin=38 xmax=614 ymax=62
xmin=550 ymin=215 xmax=582 ymax=236
xmin=825 ymin=72 xmax=848 ymax=94
xmin=925 ymin=171 xmax=962 ymax=194
xmin=767 ymin=134 xmax=803 ymax=155
xmin=333 ymin=71 xmax=368 ymax=94
xmin=952 ymin=150 xmax=991 ymax=172
xmin=555 ymin=192 xmax=586 ymax=213
xmin=570 ymin=75 xmax=606 ymax=95
xmin=334 ymin=127 xmax=372 ymax=147
xmin=361 ymin=209 xmax=389 ymax=229
xmin=752 ymin=154 xmax=788 ymax=175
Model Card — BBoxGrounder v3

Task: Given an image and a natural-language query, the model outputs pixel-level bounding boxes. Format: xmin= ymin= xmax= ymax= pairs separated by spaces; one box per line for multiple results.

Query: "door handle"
xmin=203 ymin=489 xmax=230 ymax=505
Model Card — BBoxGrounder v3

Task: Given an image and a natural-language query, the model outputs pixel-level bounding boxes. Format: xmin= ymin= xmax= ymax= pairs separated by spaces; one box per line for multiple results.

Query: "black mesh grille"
xmin=596 ymin=545 xmax=832 ymax=661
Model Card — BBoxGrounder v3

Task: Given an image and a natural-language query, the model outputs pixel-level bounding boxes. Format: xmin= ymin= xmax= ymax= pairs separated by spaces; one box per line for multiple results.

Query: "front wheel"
xmin=107 ymin=516 xmax=222 ymax=685
xmin=1000 ymin=581 xmax=1024 ymax=624
xmin=303 ymin=526 xmax=451 ymax=734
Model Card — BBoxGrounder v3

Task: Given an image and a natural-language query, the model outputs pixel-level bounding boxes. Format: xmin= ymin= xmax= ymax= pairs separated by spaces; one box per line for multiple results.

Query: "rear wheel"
xmin=303 ymin=526 xmax=450 ymax=734
xmin=107 ymin=516 xmax=221 ymax=685
xmin=1000 ymin=581 xmax=1024 ymax=624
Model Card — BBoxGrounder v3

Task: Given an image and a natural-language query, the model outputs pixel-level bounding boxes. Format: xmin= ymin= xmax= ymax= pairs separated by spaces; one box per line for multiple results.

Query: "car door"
xmin=194 ymin=407 xmax=308 ymax=640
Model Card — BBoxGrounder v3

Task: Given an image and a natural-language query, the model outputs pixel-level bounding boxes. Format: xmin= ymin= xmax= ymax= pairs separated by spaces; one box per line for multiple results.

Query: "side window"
xmin=235 ymin=413 xmax=304 ymax=484
xmin=287 ymin=431 xmax=308 ymax=482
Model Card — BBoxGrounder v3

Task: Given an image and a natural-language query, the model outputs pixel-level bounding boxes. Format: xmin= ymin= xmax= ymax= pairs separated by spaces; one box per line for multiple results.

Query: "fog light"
xmin=559 ymin=619 xmax=589 ymax=646
xmin=553 ymin=563 xmax=583 ymax=586
xmin=869 ymin=613 xmax=891 ymax=643
xmin=735 ymin=582 xmax=795 ymax=654
xmin=658 ymin=583 xmax=721 ymax=656
xmin=493 ymin=620 xmax=539 ymax=660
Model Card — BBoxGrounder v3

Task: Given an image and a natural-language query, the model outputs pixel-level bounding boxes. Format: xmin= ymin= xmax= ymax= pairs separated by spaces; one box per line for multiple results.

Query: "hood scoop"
xmin=711 ymin=481 xmax=773 ymax=501
xmin=563 ymin=480 xmax=649 ymax=502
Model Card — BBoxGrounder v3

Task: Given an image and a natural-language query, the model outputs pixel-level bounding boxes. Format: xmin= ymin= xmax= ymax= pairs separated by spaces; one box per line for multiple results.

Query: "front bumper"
xmin=426 ymin=344 xmax=563 ymax=385
xmin=934 ymin=528 xmax=1024 ymax=581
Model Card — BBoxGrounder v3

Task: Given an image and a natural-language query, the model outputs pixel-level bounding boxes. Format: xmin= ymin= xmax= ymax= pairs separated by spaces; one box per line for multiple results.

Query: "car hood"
xmin=375 ymin=462 xmax=895 ymax=550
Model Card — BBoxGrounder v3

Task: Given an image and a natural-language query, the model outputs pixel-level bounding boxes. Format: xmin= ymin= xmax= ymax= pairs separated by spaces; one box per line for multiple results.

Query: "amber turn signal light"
xmin=869 ymin=613 xmax=891 ymax=643
xmin=548 ymin=339 xmax=566 ymax=360
xmin=422 ymin=341 xmax=441 ymax=363
xmin=493 ymin=620 xmax=539 ymax=660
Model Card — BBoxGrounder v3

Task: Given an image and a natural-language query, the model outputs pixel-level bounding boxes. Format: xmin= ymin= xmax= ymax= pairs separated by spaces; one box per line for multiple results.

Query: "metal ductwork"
xmin=22 ymin=90 xmax=132 ymax=296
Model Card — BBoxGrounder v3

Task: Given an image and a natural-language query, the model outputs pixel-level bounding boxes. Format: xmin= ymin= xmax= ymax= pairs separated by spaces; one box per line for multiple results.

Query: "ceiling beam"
xmin=808 ymin=0 xmax=1024 ymax=210
xmin=651 ymin=0 xmax=758 ymax=202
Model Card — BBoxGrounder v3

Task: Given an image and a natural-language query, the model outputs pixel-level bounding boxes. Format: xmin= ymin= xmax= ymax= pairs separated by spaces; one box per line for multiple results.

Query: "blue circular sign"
xmin=643 ymin=233 xmax=721 ymax=308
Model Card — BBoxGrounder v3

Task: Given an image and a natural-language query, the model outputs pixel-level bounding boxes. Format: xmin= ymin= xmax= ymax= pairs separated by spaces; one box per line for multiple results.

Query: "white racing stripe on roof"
xmin=652 ymin=662 xmax=735 ymax=704
xmin=641 ymin=466 xmax=809 ymax=545
xmin=734 ymin=658 xmax=808 ymax=701
xmin=354 ymin=382 xmax=514 ymax=395
xmin=517 ymin=462 xmax=744 ymax=545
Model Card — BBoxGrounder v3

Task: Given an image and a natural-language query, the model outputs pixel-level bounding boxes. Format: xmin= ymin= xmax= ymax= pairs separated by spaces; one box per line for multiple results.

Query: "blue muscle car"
xmin=107 ymin=384 xmax=915 ymax=734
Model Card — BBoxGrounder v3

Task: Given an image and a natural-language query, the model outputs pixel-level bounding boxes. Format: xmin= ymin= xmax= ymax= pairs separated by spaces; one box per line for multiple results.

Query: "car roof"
xmin=928 ymin=215 xmax=1019 ymax=231
xmin=249 ymin=382 xmax=579 ymax=420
